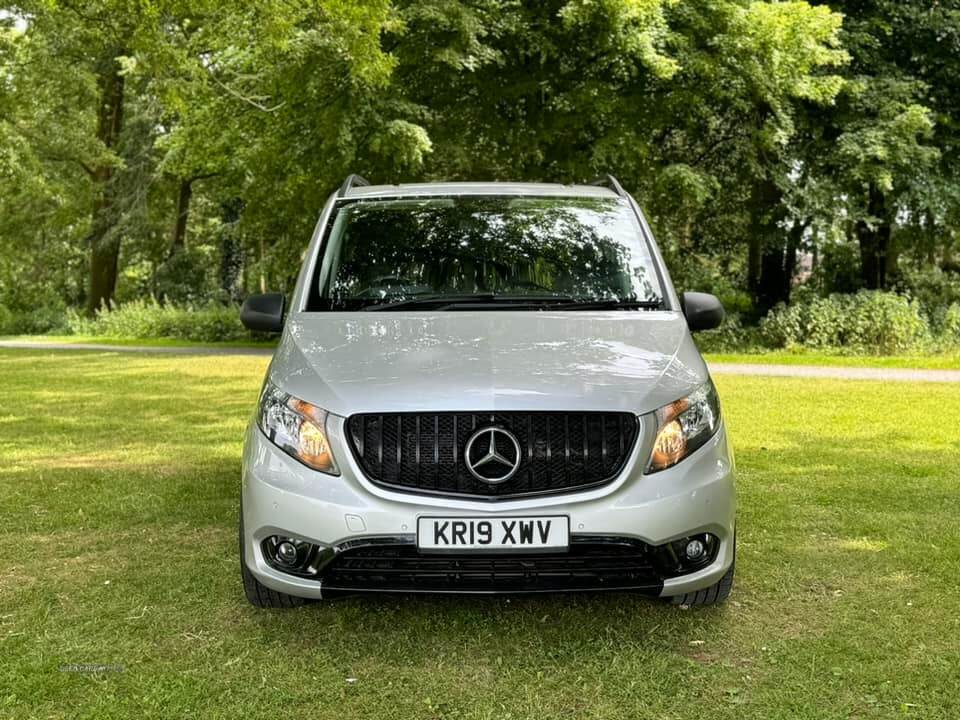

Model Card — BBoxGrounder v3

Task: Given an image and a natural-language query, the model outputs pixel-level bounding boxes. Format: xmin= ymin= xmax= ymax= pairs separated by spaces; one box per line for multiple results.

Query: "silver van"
xmin=239 ymin=175 xmax=735 ymax=607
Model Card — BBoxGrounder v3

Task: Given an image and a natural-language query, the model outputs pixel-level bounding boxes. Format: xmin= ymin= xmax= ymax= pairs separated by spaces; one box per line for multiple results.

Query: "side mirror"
xmin=240 ymin=293 xmax=286 ymax=333
xmin=681 ymin=292 xmax=724 ymax=332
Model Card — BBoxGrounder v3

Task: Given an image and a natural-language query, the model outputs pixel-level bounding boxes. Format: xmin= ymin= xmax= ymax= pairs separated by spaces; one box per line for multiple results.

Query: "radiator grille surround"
xmin=345 ymin=411 xmax=639 ymax=499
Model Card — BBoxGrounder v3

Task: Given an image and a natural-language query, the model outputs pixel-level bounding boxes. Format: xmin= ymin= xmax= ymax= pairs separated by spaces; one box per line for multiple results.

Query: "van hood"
xmin=269 ymin=311 xmax=708 ymax=417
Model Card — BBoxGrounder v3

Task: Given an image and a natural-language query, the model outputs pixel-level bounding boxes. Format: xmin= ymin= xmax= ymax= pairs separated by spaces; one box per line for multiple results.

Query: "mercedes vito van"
xmin=238 ymin=175 xmax=735 ymax=607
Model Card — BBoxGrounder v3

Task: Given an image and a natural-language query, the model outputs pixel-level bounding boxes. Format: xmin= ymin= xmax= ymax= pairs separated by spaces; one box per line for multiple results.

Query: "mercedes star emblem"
xmin=464 ymin=427 xmax=522 ymax=484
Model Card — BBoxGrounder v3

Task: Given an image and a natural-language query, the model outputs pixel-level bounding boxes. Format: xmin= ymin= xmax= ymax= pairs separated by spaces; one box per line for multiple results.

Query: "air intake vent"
xmin=345 ymin=412 xmax=638 ymax=500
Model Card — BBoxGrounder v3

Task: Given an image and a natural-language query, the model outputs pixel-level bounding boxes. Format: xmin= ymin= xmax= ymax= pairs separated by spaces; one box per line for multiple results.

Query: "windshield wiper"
xmin=360 ymin=294 xmax=500 ymax=311
xmin=546 ymin=299 xmax=664 ymax=311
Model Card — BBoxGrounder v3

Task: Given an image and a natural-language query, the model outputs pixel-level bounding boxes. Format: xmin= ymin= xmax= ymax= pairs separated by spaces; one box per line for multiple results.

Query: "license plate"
xmin=417 ymin=516 xmax=569 ymax=551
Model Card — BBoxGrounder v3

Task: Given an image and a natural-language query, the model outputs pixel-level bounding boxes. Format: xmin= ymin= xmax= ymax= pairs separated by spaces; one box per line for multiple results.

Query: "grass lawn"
xmin=705 ymin=350 xmax=960 ymax=370
xmin=0 ymin=334 xmax=275 ymax=349
xmin=2 ymin=349 xmax=959 ymax=719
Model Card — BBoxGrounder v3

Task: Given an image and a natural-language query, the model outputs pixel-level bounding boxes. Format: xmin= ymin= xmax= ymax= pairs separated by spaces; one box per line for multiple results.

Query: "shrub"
xmin=942 ymin=303 xmax=960 ymax=346
xmin=761 ymin=290 xmax=929 ymax=354
xmin=896 ymin=265 xmax=960 ymax=334
xmin=0 ymin=304 xmax=70 ymax=335
xmin=694 ymin=313 xmax=765 ymax=353
xmin=68 ymin=300 xmax=250 ymax=343
xmin=0 ymin=284 xmax=71 ymax=335
xmin=0 ymin=304 xmax=13 ymax=335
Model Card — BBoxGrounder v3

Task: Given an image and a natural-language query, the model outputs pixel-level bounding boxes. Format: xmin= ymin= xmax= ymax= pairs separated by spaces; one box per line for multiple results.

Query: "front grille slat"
xmin=346 ymin=411 xmax=638 ymax=500
xmin=320 ymin=540 xmax=662 ymax=594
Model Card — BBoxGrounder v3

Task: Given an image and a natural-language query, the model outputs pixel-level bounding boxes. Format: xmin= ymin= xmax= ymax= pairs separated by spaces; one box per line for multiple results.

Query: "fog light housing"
xmin=651 ymin=533 xmax=720 ymax=577
xmin=261 ymin=535 xmax=323 ymax=577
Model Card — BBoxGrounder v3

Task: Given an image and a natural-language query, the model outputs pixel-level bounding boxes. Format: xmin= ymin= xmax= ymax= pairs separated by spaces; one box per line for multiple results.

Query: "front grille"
xmin=345 ymin=412 xmax=639 ymax=499
xmin=320 ymin=538 xmax=663 ymax=594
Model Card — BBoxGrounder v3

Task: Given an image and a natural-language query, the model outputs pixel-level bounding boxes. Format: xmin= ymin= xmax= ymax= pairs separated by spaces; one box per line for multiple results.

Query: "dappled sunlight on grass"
xmin=835 ymin=537 xmax=888 ymax=553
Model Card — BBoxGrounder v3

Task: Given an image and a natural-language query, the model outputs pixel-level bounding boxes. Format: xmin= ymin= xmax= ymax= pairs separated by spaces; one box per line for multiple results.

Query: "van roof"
xmin=339 ymin=181 xmax=622 ymax=200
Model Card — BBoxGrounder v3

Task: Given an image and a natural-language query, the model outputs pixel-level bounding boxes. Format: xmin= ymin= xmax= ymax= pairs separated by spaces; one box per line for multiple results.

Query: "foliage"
xmin=693 ymin=313 xmax=765 ymax=353
xmin=1 ymin=0 xmax=960 ymax=343
xmin=894 ymin=264 xmax=960 ymax=332
xmin=760 ymin=289 xmax=930 ymax=354
xmin=942 ymin=304 xmax=960 ymax=346
xmin=153 ymin=247 xmax=221 ymax=305
xmin=815 ymin=241 xmax=863 ymax=295
xmin=67 ymin=299 xmax=250 ymax=342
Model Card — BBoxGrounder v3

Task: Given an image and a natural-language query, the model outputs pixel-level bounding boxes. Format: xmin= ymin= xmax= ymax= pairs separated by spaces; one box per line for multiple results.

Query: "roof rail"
xmin=338 ymin=174 xmax=371 ymax=197
xmin=588 ymin=174 xmax=627 ymax=198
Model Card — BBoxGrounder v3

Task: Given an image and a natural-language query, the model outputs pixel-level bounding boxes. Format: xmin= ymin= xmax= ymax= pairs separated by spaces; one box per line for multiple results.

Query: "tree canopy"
xmin=1 ymin=0 xmax=958 ymax=324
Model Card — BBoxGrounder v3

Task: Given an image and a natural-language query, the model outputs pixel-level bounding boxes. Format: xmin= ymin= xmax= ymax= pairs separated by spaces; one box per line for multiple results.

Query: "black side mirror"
xmin=240 ymin=293 xmax=286 ymax=333
xmin=681 ymin=292 xmax=724 ymax=332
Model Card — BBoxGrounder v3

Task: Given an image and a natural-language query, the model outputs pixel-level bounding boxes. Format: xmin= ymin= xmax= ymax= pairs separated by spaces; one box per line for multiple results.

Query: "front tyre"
xmin=239 ymin=514 xmax=306 ymax=609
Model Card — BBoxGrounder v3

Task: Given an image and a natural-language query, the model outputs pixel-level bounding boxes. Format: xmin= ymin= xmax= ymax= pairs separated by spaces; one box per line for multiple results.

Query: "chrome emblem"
xmin=464 ymin=427 xmax=522 ymax=484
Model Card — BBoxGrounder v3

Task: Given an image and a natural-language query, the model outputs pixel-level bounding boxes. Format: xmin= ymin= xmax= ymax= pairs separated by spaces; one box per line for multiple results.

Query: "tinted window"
xmin=310 ymin=196 xmax=663 ymax=310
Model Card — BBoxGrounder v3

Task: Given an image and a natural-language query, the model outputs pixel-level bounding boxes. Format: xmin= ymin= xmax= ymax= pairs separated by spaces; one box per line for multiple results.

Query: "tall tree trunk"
xmin=856 ymin=185 xmax=892 ymax=290
xmin=750 ymin=175 xmax=788 ymax=315
xmin=783 ymin=220 xmax=804 ymax=295
xmin=748 ymin=234 xmax=762 ymax=295
xmin=218 ymin=198 xmax=244 ymax=302
xmin=170 ymin=179 xmax=193 ymax=253
xmin=85 ymin=53 xmax=125 ymax=315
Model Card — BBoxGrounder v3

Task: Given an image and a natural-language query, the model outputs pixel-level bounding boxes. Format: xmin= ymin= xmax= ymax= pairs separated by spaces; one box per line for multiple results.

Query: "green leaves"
xmin=559 ymin=0 xmax=679 ymax=79
xmin=2 ymin=0 xmax=959 ymax=315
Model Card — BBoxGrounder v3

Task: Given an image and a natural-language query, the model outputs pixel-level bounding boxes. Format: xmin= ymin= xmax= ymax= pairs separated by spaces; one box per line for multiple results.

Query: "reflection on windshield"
xmin=309 ymin=196 xmax=664 ymax=311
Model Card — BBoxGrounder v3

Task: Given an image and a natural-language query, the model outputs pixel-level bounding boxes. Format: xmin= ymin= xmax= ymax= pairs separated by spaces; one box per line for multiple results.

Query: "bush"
xmin=0 ymin=304 xmax=71 ymax=335
xmin=761 ymin=290 xmax=930 ymax=354
xmin=895 ymin=264 xmax=960 ymax=334
xmin=67 ymin=300 xmax=250 ymax=343
xmin=942 ymin=303 xmax=960 ymax=346
xmin=694 ymin=313 xmax=765 ymax=353
xmin=0 ymin=286 xmax=71 ymax=335
xmin=0 ymin=304 xmax=12 ymax=334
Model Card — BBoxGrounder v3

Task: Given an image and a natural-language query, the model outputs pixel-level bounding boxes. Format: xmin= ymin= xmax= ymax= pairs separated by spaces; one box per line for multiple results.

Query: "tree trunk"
xmin=747 ymin=234 xmax=761 ymax=296
xmin=219 ymin=198 xmax=244 ymax=302
xmin=856 ymin=185 xmax=892 ymax=290
xmin=750 ymin=175 xmax=788 ymax=315
xmin=85 ymin=53 xmax=125 ymax=315
xmin=784 ymin=220 xmax=804 ymax=294
xmin=170 ymin=179 xmax=193 ymax=253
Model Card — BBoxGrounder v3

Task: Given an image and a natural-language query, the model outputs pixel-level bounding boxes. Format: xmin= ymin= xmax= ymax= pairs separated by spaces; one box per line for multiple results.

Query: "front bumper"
xmin=241 ymin=414 xmax=736 ymax=599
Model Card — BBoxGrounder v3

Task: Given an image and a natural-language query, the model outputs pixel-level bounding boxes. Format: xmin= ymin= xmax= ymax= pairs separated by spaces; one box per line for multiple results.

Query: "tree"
xmin=811 ymin=0 xmax=949 ymax=290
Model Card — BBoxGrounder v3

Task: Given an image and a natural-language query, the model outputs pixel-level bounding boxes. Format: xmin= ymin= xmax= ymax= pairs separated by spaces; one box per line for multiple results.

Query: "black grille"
xmin=320 ymin=539 xmax=663 ymax=594
xmin=345 ymin=412 xmax=639 ymax=499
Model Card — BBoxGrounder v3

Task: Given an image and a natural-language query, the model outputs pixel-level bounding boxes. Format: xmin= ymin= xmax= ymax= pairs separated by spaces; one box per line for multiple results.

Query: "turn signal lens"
xmin=646 ymin=380 xmax=721 ymax=473
xmin=257 ymin=383 xmax=339 ymax=475
xmin=651 ymin=419 xmax=686 ymax=468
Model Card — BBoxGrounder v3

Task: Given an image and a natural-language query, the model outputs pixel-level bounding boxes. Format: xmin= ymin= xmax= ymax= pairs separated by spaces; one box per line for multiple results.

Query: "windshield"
xmin=308 ymin=195 xmax=665 ymax=311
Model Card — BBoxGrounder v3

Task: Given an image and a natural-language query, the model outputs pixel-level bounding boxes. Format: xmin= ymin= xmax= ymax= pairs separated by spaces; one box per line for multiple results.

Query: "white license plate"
xmin=417 ymin=516 xmax=569 ymax=551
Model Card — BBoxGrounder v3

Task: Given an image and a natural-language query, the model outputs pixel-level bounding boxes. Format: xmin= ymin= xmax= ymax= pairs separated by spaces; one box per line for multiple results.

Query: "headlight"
xmin=646 ymin=379 xmax=721 ymax=473
xmin=257 ymin=383 xmax=339 ymax=475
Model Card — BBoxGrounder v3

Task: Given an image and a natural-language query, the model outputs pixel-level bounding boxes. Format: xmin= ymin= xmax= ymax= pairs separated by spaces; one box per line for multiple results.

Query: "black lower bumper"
xmin=317 ymin=536 xmax=666 ymax=595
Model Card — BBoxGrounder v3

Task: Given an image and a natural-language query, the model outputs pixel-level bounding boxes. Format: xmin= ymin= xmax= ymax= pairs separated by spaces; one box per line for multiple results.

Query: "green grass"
xmin=705 ymin=350 xmax=960 ymax=370
xmin=2 ymin=349 xmax=959 ymax=719
xmin=0 ymin=334 xmax=275 ymax=349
